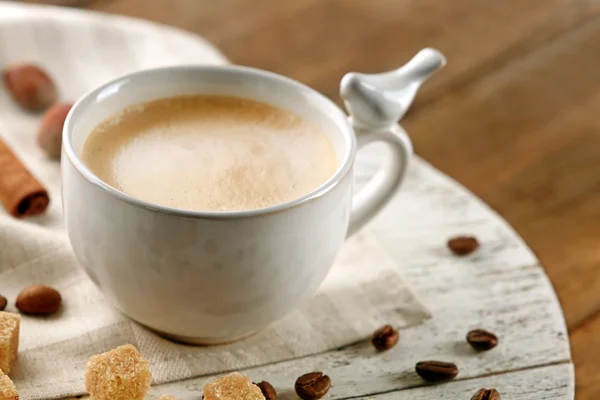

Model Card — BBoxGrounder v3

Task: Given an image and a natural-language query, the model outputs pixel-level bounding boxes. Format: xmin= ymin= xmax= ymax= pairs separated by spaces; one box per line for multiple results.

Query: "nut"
xmin=0 ymin=295 xmax=6 ymax=311
xmin=3 ymin=63 xmax=58 ymax=110
xmin=16 ymin=284 xmax=62 ymax=315
xmin=38 ymin=103 xmax=73 ymax=159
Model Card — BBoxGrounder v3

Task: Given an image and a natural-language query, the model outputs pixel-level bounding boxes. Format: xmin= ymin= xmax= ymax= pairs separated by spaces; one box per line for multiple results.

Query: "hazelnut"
xmin=16 ymin=284 xmax=62 ymax=315
xmin=3 ymin=63 xmax=58 ymax=110
xmin=38 ymin=103 xmax=73 ymax=159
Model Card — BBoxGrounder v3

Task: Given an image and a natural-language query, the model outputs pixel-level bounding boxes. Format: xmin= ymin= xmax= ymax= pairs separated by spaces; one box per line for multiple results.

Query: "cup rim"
xmin=63 ymin=64 xmax=356 ymax=220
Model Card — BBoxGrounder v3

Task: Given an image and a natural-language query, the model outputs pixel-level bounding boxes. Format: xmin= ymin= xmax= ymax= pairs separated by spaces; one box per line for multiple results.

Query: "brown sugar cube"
xmin=0 ymin=370 xmax=18 ymax=400
xmin=85 ymin=344 xmax=151 ymax=400
xmin=203 ymin=372 xmax=265 ymax=400
xmin=158 ymin=396 xmax=178 ymax=400
xmin=0 ymin=312 xmax=20 ymax=374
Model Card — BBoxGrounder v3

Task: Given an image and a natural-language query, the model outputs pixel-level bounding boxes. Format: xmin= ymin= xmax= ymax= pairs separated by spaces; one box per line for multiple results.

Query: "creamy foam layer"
xmin=81 ymin=95 xmax=337 ymax=212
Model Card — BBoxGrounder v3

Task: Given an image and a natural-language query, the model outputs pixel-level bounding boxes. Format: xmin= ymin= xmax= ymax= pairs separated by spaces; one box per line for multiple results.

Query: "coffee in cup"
xmin=81 ymin=95 xmax=337 ymax=212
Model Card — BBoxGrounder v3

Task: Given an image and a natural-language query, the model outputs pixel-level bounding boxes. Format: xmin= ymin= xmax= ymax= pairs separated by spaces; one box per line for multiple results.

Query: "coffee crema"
xmin=81 ymin=95 xmax=337 ymax=212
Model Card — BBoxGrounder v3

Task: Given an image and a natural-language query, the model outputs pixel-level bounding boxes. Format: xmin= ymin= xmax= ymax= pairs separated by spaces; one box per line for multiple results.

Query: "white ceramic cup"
xmin=62 ymin=48 xmax=445 ymax=344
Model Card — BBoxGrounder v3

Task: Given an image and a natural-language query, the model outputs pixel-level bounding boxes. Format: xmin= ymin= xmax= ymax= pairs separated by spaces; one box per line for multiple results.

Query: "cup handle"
xmin=340 ymin=48 xmax=446 ymax=237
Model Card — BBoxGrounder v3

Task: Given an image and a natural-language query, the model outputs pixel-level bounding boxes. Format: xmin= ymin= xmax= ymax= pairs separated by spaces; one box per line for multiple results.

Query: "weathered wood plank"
xmin=68 ymin=363 xmax=572 ymax=400
xmin=357 ymin=363 xmax=573 ymax=400
xmin=148 ymin=360 xmax=573 ymax=400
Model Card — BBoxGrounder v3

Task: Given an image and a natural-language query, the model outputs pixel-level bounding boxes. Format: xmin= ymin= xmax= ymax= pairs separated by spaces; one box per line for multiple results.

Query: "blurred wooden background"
xmin=23 ymin=0 xmax=600 ymax=397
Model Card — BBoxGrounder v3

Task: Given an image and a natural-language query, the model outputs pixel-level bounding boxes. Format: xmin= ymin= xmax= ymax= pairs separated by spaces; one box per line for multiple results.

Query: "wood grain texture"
xmin=19 ymin=0 xmax=597 ymax=397
xmin=72 ymin=364 xmax=574 ymax=400
xmin=360 ymin=363 xmax=574 ymax=400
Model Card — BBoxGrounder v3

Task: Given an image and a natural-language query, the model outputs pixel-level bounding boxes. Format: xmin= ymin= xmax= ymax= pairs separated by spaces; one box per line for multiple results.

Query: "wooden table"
xmin=19 ymin=0 xmax=599 ymax=398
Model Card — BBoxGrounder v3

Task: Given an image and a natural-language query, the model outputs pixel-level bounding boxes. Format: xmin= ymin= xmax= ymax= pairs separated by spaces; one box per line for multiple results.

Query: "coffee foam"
xmin=81 ymin=95 xmax=337 ymax=212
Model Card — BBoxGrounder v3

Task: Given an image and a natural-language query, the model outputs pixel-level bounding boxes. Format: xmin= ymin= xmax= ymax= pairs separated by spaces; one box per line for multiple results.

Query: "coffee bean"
xmin=254 ymin=381 xmax=276 ymax=400
xmin=415 ymin=361 xmax=458 ymax=382
xmin=447 ymin=236 xmax=479 ymax=255
xmin=467 ymin=329 xmax=498 ymax=351
xmin=0 ymin=295 xmax=6 ymax=311
xmin=471 ymin=388 xmax=501 ymax=400
xmin=295 ymin=372 xmax=331 ymax=400
xmin=371 ymin=324 xmax=399 ymax=351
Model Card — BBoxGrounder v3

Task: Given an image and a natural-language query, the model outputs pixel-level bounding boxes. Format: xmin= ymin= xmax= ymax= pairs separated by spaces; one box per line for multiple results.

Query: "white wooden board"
xmin=0 ymin=3 xmax=573 ymax=399
xmin=143 ymin=158 xmax=572 ymax=400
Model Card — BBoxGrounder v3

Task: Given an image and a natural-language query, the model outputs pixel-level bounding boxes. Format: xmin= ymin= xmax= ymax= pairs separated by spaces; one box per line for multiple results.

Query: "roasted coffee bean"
xmin=466 ymin=329 xmax=498 ymax=351
xmin=471 ymin=388 xmax=501 ymax=400
xmin=295 ymin=372 xmax=331 ymax=400
xmin=254 ymin=381 xmax=277 ymax=400
xmin=447 ymin=236 xmax=479 ymax=255
xmin=0 ymin=295 xmax=6 ymax=311
xmin=415 ymin=361 xmax=458 ymax=382
xmin=371 ymin=324 xmax=399 ymax=351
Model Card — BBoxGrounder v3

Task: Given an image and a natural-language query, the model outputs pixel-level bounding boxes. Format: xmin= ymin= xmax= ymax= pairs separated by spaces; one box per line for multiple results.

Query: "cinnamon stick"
xmin=0 ymin=137 xmax=49 ymax=217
